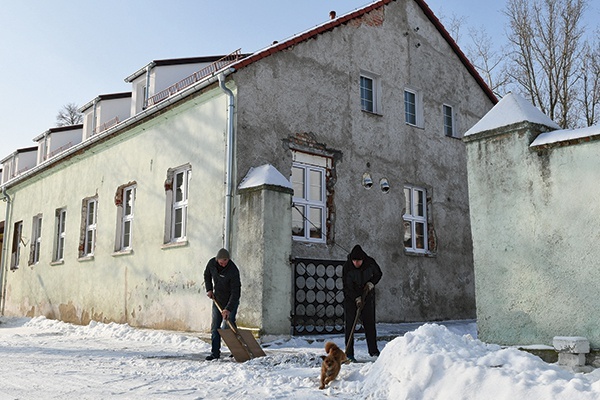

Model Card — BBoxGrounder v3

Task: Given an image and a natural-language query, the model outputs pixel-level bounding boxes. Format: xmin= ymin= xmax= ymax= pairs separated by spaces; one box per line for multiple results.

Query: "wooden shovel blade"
xmin=218 ymin=327 xmax=266 ymax=362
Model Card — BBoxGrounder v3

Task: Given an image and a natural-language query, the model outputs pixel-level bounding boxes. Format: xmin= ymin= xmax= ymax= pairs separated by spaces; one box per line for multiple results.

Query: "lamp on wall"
xmin=362 ymin=172 xmax=373 ymax=189
xmin=380 ymin=177 xmax=390 ymax=193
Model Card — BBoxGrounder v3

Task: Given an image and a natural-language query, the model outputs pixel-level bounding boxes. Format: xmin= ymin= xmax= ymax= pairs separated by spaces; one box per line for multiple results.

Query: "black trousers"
xmin=344 ymin=295 xmax=379 ymax=357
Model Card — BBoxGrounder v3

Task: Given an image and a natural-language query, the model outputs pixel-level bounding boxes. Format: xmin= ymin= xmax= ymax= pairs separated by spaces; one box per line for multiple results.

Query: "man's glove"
xmin=365 ymin=282 xmax=375 ymax=292
xmin=355 ymin=296 xmax=363 ymax=308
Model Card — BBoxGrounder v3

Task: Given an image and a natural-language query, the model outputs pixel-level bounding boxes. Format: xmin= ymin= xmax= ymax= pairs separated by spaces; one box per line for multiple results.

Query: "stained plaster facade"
xmin=464 ymin=95 xmax=600 ymax=348
xmin=0 ymin=0 xmax=495 ymax=334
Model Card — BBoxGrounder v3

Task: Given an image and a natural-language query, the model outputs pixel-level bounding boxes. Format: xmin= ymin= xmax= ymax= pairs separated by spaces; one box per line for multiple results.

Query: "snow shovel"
xmin=213 ymin=298 xmax=266 ymax=362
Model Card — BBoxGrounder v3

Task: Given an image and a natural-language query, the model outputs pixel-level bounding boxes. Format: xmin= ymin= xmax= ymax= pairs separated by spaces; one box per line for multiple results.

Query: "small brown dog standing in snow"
xmin=319 ymin=341 xmax=348 ymax=389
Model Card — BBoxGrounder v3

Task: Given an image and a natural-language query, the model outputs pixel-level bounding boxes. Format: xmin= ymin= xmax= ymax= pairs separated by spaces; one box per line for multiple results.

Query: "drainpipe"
xmin=143 ymin=63 xmax=154 ymax=109
xmin=218 ymin=73 xmax=235 ymax=251
xmin=0 ymin=187 xmax=12 ymax=315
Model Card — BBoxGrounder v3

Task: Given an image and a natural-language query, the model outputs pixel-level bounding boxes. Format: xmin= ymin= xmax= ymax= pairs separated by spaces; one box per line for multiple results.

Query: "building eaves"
xmin=124 ymin=55 xmax=235 ymax=83
xmin=80 ymin=92 xmax=132 ymax=112
xmin=230 ymin=0 xmax=497 ymax=105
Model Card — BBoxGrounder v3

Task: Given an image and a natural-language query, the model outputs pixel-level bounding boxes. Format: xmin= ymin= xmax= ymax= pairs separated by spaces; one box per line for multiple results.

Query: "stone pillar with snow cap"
xmin=553 ymin=336 xmax=590 ymax=370
xmin=236 ymin=164 xmax=294 ymax=335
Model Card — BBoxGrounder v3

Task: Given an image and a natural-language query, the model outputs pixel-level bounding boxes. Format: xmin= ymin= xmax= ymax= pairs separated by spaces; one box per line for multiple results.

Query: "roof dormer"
xmin=79 ymin=92 xmax=132 ymax=140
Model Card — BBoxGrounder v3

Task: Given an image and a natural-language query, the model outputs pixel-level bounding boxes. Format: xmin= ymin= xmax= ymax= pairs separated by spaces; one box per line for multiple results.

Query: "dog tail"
xmin=324 ymin=341 xmax=339 ymax=354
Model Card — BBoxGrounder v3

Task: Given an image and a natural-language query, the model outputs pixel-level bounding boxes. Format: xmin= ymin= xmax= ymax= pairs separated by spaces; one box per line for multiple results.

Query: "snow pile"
xmin=361 ymin=323 xmax=600 ymax=400
xmin=3 ymin=317 xmax=600 ymax=399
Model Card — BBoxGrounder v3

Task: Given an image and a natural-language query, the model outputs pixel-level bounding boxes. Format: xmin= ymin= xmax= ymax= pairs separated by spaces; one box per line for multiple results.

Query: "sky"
xmin=0 ymin=0 xmax=597 ymax=158
xmin=2 ymin=316 xmax=600 ymax=399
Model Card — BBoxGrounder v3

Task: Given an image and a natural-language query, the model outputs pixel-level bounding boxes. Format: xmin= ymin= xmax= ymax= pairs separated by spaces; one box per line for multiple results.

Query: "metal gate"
xmin=292 ymin=258 xmax=347 ymax=335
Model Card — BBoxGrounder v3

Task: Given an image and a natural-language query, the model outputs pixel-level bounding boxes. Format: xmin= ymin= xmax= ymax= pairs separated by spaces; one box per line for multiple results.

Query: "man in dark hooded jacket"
xmin=343 ymin=245 xmax=383 ymax=361
xmin=204 ymin=248 xmax=241 ymax=360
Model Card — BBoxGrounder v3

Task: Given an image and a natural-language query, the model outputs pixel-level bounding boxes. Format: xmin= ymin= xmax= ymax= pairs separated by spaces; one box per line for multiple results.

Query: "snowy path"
xmin=2 ymin=317 xmax=600 ymax=399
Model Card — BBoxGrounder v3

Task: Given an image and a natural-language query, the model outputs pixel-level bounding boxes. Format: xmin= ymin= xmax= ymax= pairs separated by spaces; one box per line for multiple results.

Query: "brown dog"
xmin=319 ymin=341 xmax=347 ymax=389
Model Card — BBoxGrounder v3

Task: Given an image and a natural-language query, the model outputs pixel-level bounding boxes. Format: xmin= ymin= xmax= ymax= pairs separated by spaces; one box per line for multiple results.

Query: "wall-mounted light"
xmin=380 ymin=177 xmax=390 ymax=193
xmin=362 ymin=172 xmax=373 ymax=189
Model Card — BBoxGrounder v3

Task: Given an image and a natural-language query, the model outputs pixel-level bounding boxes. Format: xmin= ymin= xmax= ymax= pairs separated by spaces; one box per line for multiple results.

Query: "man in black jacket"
xmin=343 ymin=245 xmax=383 ymax=362
xmin=204 ymin=248 xmax=241 ymax=360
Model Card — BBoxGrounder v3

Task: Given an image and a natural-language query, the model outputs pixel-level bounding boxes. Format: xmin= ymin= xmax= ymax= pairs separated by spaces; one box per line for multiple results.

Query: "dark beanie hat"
xmin=349 ymin=245 xmax=366 ymax=260
xmin=216 ymin=248 xmax=230 ymax=260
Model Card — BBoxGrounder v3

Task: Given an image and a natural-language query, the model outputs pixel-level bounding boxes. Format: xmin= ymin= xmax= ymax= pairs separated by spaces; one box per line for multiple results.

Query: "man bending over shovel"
xmin=204 ymin=248 xmax=241 ymax=361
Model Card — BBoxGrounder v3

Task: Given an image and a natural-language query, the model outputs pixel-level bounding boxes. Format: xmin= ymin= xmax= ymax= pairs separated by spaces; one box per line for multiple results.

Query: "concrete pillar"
xmin=236 ymin=182 xmax=293 ymax=335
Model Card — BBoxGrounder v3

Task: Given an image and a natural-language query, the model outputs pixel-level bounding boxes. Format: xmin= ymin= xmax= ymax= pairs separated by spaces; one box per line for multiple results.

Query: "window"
xmin=404 ymin=88 xmax=423 ymax=127
xmin=403 ymin=186 xmax=427 ymax=253
xmin=10 ymin=221 xmax=23 ymax=270
xmin=54 ymin=208 xmax=67 ymax=262
xmin=291 ymin=153 xmax=328 ymax=243
xmin=443 ymin=104 xmax=455 ymax=137
xmin=164 ymin=165 xmax=191 ymax=243
xmin=360 ymin=71 xmax=381 ymax=114
xmin=29 ymin=214 xmax=42 ymax=265
xmin=80 ymin=197 xmax=98 ymax=257
xmin=116 ymin=184 xmax=136 ymax=251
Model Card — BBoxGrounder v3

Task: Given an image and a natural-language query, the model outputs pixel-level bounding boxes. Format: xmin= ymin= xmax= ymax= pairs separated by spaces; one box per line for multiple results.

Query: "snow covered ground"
xmin=1 ymin=317 xmax=600 ymax=399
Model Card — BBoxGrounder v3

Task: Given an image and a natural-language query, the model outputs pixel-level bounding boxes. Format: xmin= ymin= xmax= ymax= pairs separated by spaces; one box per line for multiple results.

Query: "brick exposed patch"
xmin=349 ymin=7 xmax=384 ymax=27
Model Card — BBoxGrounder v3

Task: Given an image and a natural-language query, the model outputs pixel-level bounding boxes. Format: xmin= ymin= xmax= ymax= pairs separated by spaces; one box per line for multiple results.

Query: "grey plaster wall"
xmin=465 ymin=124 xmax=600 ymax=347
xmin=230 ymin=1 xmax=494 ymax=323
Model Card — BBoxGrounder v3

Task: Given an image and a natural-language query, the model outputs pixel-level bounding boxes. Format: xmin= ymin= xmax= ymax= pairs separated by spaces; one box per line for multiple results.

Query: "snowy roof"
xmin=238 ymin=164 xmax=292 ymax=190
xmin=530 ymin=124 xmax=600 ymax=147
xmin=464 ymin=92 xmax=560 ymax=136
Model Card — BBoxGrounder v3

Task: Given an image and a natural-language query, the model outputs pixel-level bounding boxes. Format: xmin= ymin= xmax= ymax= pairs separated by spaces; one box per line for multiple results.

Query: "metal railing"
xmin=93 ymin=117 xmax=120 ymax=135
xmin=147 ymin=49 xmax=243 ymax=107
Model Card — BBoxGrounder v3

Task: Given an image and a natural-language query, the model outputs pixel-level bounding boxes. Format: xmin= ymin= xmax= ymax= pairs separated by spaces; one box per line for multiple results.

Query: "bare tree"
xmin=56 ymin=103 xmax=83 ymax=126
xmin=580 ymin=38 xmax=600 ymax=126
xmin=465 ymin=26 xmax=511 ymax=97
xmin=504 ymin=0 xmax=587 ymax=128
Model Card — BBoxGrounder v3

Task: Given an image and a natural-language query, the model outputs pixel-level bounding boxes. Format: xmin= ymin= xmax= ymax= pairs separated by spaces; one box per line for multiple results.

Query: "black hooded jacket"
xmin=342 ymin=245 xmax=383 ymax=302
xmin=204 ymin=257 xmax=241 ymax=311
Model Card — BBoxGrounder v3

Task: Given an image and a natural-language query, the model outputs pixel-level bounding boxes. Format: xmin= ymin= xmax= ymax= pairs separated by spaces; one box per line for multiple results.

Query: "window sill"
xmin=50 ymin=260 xmax=64 ymax=266
xmin=405 ymin=122 xmax=424 ymax=129
xmin=78 ymin=255 xmax=95 ymax=262
xmin=361 ymin=109 xmax=383 ymax=117
xmin=112 ymin=249 xmax=134 ymax=257
xmin=161 ymin=240 xmax=188 ymax=250
xmin=404 ymin=249 xmax=435 ymax=257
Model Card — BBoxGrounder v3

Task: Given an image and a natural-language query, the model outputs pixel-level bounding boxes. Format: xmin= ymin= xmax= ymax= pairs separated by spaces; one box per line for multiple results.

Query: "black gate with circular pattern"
xmin=292 ymin=258 xmax=358 ymax=335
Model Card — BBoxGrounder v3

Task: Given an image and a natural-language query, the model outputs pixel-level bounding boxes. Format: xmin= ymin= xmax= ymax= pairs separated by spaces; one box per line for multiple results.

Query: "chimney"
xmin=329 ymin=11 xmax=336 ymax=20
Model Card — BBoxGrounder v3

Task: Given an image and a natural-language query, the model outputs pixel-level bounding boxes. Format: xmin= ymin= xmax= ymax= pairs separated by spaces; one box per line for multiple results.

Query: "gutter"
xmin=0 ymin=67 xmax=236 ymax=191
xmin=0 ymin=187 xmax=12 ymax=315
xmin=218 ymin=73 xmax=235 ymax=251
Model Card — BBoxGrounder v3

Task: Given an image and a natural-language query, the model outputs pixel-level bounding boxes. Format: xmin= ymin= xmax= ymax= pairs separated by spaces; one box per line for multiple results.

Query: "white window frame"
xmin=54 ymin=208 xmax=67 ymax=262
xmin=443 ymin=104 xmax=456 ymax=137
xmin=360 ymin=71 xmax=381 ymax=114
xmin=10 ymin=221 xmax=23 ymax=270
xmin=291 ymin=153 xmax=328 ymax=243
xmin=82 ymin=197 xmax=98 ymax=257
xmin=170 ymin=167 xmax=191 ymax=242
xmin=404 ymin=88 xmax=423 ymax=128
xmin=119 ymin=185 xmax=136 ymax=251
xmin=403 ymin=185 xmax=428 ymax=253
xmin=30 ymin=214 xmax=43 ymax=265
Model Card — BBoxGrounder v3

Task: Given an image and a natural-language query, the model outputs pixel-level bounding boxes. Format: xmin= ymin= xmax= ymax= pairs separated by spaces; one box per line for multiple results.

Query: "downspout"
xmin=218 ymin=73 xmax=235 ymax=251
xmin=143 ymin=63 xmax=154 ymax=109
xmin=0 ymin=187 xmax=12 ymax=315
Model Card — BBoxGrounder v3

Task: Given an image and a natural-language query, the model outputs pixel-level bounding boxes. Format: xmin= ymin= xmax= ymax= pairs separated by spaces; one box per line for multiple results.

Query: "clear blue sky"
xmin=0 ymin=1 xmax=596 ymax=157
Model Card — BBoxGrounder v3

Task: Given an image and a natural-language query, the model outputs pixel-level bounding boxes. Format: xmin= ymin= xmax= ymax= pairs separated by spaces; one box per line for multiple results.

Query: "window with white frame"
xmin=29 ymin=214 xmax=42 ymax=265
xmin=80 ymin=197 xmax=98 ymax=257
xmin=54 ymin=208 xmax=67 ymax=262
xmin=291 ymin=152 xmax=328 ymax=243
xmin=10 ymin=221 xmax=23 ymax=270
xmin=443 ymin=104 xmax=455 ymax=137
xmin=360 ymin=71 xmax=381 ymax=114
xmin=117 ymin=184 xmax=136 ymax=251
xmin=403 ymin=185 xmax=428 ymax=253
xmin=404 ymin=88 xmax=423 ymax=127
xmin=164 ymin=165 xmax=191 ymax=243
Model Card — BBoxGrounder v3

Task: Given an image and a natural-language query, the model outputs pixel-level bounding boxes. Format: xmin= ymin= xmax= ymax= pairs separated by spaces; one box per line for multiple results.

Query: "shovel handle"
xmin=212 ymin=298 xmax=238 ymax=333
